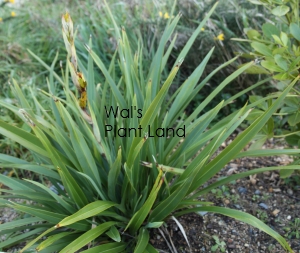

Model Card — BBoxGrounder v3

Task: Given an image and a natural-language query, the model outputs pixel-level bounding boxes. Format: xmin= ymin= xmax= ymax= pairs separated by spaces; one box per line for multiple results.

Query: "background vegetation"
xmin=0 ymin=0 xmax=275 ymax=159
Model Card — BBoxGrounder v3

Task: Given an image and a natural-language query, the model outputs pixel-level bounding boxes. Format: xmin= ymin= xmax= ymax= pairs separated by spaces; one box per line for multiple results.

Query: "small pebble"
xmin=245 ymin=243 xmax=249 ymax=247
xmin=224 ymin=199 xmax=230 ymax=204
xmin=287 ymin=215 xmax=291 ymax=220
xmin=218 ymin=220 xmax=225 ymax=226
xmin=228 ymin=244 xmax=235 ymax=249
xmin=287 ymin=189 xmax=293 ymax=195
xmin=272 ymin=209 xmax=280 ymax=216
xmin=248 ymin=228 xmax=255 ymax=235
xmin=273 ymin=188 xmax=281 ymax=192
xmin=254 ymin=190 xmax=261 ymax=195
xmin=238 ymin=187 xmax=247 ymax=194
xmin=259 ymin=203 xmax=268 ymax=210
xmin=234 ymin=204 xmax=241 ymax=209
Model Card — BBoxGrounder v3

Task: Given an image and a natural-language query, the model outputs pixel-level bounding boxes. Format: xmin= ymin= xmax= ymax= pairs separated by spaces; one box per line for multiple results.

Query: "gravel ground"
xmin=151 ymin=140 xmax=300 ymax=253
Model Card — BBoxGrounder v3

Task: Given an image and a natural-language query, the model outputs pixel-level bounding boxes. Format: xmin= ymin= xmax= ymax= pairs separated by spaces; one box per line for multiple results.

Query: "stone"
xmin=259 ymin=203 xmax=268 ymax=210
xmin=238 ymin=187 xmax=247 ymax=194
xmin=287 ymin=189 xmax=293 ymax=195
xmin=254 ymin=190 xmax=261 ymax=195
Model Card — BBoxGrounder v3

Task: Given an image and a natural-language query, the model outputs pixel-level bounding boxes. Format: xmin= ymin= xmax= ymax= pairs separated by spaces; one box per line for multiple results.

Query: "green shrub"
xmin=236 ymin=0 xmax=300 ymax=177
xmin=0 ymin=2 xmax=298 ymax=252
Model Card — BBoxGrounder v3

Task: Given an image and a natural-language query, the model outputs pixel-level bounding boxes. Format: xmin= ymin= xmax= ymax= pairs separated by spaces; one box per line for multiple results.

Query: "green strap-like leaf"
xmin=126 ymin=169 xmax=163 ymax=234
xmin=0 ymin=120 xmax=48 ymax=157
xmin=108 ymin=147 xmax=122 ymax=202
xmin=57 ymin=200 xmax=116 ymax=228
xmin=20 ymin=226 xmax=57 ymax=252
xmin=0 ymin=227 xmax=46 ymax=249
xmin=145 ymin=243 xmax=159 ymax=253
xmin=166 ymin=47 xmax=215 ymax=126
xmin=0 ymin=217 xmax=43 ymax=231
xmin=128 ymin=61 xmax=182 ymax=167
xmin=106 ymin=226 xmax=121 ymax=242
xmin=56 ymin=102 xmax=102 ymax=186
xmin=80 ymin=242 xmax=126 ymax=253
xmin=237 ymin=149 xmax=300 ymax=158
xmin=134 ymin=228 xmax=150 ymax=253
xmin=0 ymin=174 xmax=34 ymax=191
xmin=149 ymin=156 xmax=209 ymax=222
xmin=0 ymin=163 xmax=60 ymax=180
xmin=31 ymin=123 xmax=89 ymax=208
xmin=36 ymin=231 xmax=79 ymax=251
xmin=85 ymin=46 xmax=127 ymax=109
xmin=9 ymin=202 xmax=89 ymax=231
xmin=24 ymin=179 xmax=77 ymax=214
xmin=59 ymin=221 xmax=117 ymax=253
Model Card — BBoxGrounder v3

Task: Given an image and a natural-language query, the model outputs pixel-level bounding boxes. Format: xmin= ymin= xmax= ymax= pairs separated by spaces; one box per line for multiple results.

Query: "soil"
xmin=150 ymin=142 xmax=300 ymax=253
xmin=1 ymin=140 xmax=299 ymax=253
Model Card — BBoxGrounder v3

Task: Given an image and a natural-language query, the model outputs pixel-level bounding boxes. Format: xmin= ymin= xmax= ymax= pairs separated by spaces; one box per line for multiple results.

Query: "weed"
xmin=257 ymin=210 xmax=269 ymax=223
xmin=252 ymin=194 xmax=260 ymax=202
xmin=284 ymin=218 xmax=300 ymax=239
xmin=211 ymin=235 xmax=226 ymax=252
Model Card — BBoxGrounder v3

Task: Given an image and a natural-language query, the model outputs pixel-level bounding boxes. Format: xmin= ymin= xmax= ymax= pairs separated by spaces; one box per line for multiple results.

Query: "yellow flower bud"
xmin=215 ymin=33 xmax=225 ymax=41
xmin=164 ymin=12 xmax=170 ymax=19
xmin=77 ymin=72 xmax=87 ymax=89
xmin=62 ymin=12 xmax=74 ymax=42
xmin=79 ymin=91 xmax=87 ymax=109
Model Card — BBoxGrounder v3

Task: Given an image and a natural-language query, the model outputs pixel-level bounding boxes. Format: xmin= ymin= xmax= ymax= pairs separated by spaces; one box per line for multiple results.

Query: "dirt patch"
xmin=151 ymin=154 xmax=300 ymax=253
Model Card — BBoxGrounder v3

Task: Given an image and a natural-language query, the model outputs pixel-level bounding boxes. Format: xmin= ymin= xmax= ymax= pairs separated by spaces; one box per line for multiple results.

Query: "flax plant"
xmin=0 ymin=1 xmax=299 ymax=252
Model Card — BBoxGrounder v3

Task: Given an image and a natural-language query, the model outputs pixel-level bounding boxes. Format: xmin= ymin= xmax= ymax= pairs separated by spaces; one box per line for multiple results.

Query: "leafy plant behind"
xmin=0 ymin=1 xmax=299 ymax=252
xmin=234 ymin=0 xmax=300 ymax=178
